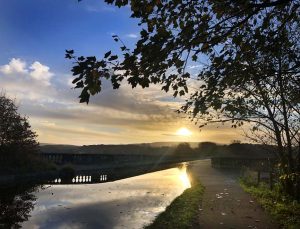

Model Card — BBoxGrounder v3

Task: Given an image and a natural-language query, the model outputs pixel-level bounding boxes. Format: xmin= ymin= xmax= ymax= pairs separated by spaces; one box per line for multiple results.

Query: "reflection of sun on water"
xmin=179 ymin=166 xmax=191 ymax=189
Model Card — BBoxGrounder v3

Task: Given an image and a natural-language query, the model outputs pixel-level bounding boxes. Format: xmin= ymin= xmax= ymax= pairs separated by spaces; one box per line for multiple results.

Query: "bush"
xmin=240 ymin=166 xmax=258 ymax=186
xmin=240 ymin=181 xmax=300 ymax=228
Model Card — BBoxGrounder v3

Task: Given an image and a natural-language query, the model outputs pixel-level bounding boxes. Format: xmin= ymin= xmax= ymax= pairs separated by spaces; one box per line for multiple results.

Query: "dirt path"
xmin=189 ymin=160 xmax=279 ymax=229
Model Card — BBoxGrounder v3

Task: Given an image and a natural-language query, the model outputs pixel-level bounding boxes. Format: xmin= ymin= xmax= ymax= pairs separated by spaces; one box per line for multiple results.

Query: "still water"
xmin=10 ymin=165 xmax=191 ymax=229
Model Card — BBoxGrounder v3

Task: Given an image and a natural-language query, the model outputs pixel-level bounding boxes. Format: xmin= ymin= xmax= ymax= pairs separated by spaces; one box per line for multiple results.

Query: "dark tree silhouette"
xmin=66 ymin=1 xmax=300 ymax=198
xmin=197 ymin=142 xmax=218 ymax=156
xmin=174 ymin=143 xmax=193 ymax=157
xmin=0 ymin=94 xmax=39 ymax=173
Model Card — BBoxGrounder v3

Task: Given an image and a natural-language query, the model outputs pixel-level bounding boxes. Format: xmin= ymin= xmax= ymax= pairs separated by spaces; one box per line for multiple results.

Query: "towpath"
xmin=189 ymin=160 xmax=279 ymax=229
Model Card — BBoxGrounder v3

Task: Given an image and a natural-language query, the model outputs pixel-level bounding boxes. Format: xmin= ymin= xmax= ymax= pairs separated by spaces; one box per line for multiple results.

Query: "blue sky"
xmin=0 ymin=0 xmax=243 ymax=145
xmin=0 ymin=0 xmax=138 ymax=71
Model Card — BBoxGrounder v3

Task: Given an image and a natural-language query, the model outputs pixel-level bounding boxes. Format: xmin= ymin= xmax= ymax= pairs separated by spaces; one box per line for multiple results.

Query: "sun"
xmin=176 ymin=127 xmax=192 ymax=137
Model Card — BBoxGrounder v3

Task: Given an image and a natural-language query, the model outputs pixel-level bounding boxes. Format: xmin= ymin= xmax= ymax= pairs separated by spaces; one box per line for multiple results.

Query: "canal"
xmin=1 ymin=163 xmax=191 ymax=229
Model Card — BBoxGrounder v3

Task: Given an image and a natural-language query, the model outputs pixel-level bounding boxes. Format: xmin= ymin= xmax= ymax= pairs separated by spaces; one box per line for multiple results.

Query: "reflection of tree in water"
xmin=0 ymin=184 xmax=39 ymax=228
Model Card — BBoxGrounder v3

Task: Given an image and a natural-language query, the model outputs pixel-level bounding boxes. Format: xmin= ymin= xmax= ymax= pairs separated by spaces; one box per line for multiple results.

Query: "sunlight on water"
xmin=179 ymin=165 xmax=191 ymax=189
xmin=21 ymin=167 xmax=190 ymax=229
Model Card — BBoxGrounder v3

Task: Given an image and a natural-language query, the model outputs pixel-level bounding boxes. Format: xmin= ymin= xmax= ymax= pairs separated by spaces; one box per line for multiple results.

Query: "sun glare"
xmin=179 ymin=166 xmax=191 ymax=189
xmin=176 ymin=127 xmax=192 ymax=137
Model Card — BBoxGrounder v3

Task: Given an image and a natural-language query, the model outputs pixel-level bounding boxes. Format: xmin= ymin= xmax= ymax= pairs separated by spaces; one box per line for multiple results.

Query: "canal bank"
xmin=145 ymin=173 xmax=204 ymax=229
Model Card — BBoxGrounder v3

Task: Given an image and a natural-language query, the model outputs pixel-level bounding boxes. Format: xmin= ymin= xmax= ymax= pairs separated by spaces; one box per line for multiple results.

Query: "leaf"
xmin=179 ymin=90 xmax=185 ymax=96
xmin=79 ymin=88 xmax=90 ymax=104
xmin=65 ymin=50 xmax=74 ymax=54
xmin=75 ymin=81 xmax=84 ymax=88
xmin=108 ymin=55 xmax=118 ymax=61
xmin=78 ymin=56 xmax=85 ymax=61
xmin=72 ymin=77 xmax=82 ymax=84
xmin=104 ymin=51 xmax=112 ymax=58
xmin=192 ymin=54 xmax=198 ymax=61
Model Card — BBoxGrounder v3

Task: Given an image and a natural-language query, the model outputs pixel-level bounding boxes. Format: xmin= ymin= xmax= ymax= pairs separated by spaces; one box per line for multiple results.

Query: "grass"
xmin=240 ymin=179 xmax=300 ymax=229
xmin=145 ymin=177 xmax=205 ymax=229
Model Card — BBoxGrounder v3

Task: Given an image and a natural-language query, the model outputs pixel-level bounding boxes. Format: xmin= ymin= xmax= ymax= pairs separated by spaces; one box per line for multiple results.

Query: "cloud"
xmin=125 ymin=33 xmax=138 ymax=39
xmin=0 ymin=58 xmax=53 ymax=87
xmin=0 ymin=58 xmax=27 ymax=74
xmin=0 ymin=58 xmax=56 ymax=103
xmin=29 ymin=61 xmax=54 ymax=86
xmin=188 ymin=64 xmax=202 ymax=69
xmin=0 ymin=58 xmax=242 ymax=145
xmin=84 ymin=1 xmax=116 ymax=13
xmin=86 ymin=5 xmax=116 ymax=12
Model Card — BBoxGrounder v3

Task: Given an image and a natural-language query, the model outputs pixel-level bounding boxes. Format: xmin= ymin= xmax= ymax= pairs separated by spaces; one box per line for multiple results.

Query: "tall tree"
xmin=67 ymin=0 xmax=300 ymax=197
xmin=0 ymin=94 xmax=39 ymax=172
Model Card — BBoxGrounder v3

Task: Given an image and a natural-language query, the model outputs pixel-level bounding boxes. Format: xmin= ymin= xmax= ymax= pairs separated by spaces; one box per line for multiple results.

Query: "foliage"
xmin=59 ymin=164 xmax=75 ymax=179
xmin=173 ymin=142 xmax=193 ymax=157
xmin=145 ymin=177 xmax=204 ymax=229
xmin=0 ymin=94 xmax=40 ymax=174
xmin=67 ymin=1 xmax=300 ymax=197
xmin=68 ymin=0 xmax=299 ymax=103
xmin=196 ymin=142 xmax=218 ymax=156
xmin=240 ymin=180 xmax=300 ymax=229
xmin=240 ymin=167 xmax=259 ymax=186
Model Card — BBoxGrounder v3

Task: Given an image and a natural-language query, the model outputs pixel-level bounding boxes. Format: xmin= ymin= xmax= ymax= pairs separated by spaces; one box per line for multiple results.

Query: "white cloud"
xmin=0 ymin=58 xmax=27 ymax=74
xmin=29 ymin=61 xmax=54 ymax=86
xmin=0 ymin=58 xmax=55 ymax=101
xmin=188 ymin=64 xmax=202 ymax=69
xmin=85 ymin=4 xmax=116 ymax=13
xmin=125 ymin=33 xmax=138 ymax=39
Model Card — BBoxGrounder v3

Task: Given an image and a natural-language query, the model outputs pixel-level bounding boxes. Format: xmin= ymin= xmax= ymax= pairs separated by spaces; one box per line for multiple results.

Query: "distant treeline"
xmin=40 ymin=142 xmax=278 ymax=160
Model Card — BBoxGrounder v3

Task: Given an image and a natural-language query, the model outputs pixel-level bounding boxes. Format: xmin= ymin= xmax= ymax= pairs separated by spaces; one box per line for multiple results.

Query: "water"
xmin=1 ymin=165 xmax=191 ymax=229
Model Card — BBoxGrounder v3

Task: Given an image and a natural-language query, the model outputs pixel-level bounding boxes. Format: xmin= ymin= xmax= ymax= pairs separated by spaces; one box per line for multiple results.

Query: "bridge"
xmin=40 ymin=152 xmax=198 ymax=166
xmin=37 ymin=152 xmax=198 ymax=185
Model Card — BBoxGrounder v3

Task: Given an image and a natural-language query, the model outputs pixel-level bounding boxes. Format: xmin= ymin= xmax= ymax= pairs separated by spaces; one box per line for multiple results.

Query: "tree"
xmin=197 ymin=142 xmax=218 ymax=156
xmin=0 ymin=94 xmax=39 ymax=173
xmin=66 ymin=1 xmax=300 ymax=197
xmin=174 ymin=142 xmax=193 ymax=157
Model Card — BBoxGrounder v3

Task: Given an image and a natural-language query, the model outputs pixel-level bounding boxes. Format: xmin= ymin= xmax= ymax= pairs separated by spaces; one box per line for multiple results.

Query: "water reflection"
xmin=0 ymin=184 xmax=39 ymax=228
xmin=179 ymin=164 xmax=191 ymax=189
xmin=1 ymin=163 xmax=192 ymax=229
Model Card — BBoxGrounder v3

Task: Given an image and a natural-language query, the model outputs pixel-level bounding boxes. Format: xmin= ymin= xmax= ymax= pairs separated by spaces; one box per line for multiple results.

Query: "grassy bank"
xmin=240 ymin=180 xmax=300 ymax=228
xmin=145 ymin=178 xmax=204 ymax=229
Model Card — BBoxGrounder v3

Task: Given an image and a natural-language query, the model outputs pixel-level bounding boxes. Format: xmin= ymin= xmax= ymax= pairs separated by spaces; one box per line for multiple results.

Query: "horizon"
xmin=40 ymin=140 xmax=227 ymax=147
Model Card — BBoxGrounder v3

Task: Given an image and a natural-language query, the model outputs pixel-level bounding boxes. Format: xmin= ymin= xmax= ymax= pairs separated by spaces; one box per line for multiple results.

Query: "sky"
xmin=0 ymin=0 xmax=245 ymax=145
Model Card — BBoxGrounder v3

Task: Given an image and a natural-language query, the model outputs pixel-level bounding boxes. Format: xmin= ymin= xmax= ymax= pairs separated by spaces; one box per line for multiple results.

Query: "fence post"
xmin=257 ymin=170 xmax=261 ymax=185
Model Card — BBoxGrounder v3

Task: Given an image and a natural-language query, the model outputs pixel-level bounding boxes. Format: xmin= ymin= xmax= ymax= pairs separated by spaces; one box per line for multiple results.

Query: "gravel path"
xmin=189 ymin=160 xmax=279 ymax=229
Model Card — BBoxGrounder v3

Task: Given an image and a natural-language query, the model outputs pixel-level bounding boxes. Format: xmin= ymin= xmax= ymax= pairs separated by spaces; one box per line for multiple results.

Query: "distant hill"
xmin=40 ymin=142 xmax=277 ymax=159
xmin=40 ymin=143 xmax=176 ymax=155
xmin=40 ymin=144 xmax=80 ymax=154
xmin=40 ymin=142 xmax=202 ymax=154
xmin=145 ymin=142 xmax=201 ymax=148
